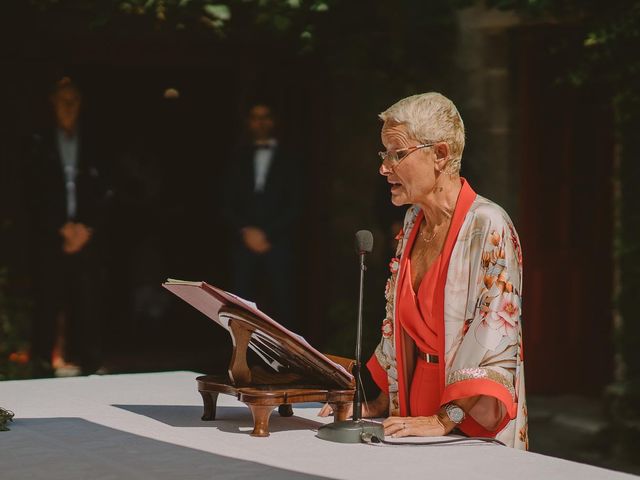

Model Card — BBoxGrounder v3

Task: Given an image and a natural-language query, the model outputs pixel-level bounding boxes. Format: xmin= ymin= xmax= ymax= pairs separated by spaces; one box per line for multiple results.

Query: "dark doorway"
xmin=514 ymin=27 xmax=615 ymax=394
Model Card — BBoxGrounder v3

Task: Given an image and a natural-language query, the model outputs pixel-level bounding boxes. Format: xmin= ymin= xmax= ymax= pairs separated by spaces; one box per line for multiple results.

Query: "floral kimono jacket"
xmin=367 ymin=180 xmax=528 ymax=449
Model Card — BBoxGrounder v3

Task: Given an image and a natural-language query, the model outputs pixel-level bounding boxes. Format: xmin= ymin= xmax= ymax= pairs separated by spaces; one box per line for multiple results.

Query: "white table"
xmin=0 ymin=371 xmax=634 ymax=479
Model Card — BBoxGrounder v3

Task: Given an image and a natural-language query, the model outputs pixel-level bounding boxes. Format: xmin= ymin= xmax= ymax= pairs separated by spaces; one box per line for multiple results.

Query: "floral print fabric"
xmin=371 ymin=191 xmax=528 ymax=450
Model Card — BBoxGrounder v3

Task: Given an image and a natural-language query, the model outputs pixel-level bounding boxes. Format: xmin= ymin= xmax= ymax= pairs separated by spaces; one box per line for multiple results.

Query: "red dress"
xmin=397 ymin=211 xmax=443 ymax=416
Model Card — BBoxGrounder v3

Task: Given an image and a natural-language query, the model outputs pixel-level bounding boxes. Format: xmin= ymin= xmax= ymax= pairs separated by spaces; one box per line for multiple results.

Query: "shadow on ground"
xmin=528 ymin=395 xmax=640 ymax=476
xmin=113 ymin=403 xmax=325 ymax=434
xmin=0 ymin=417 xmax=332 ymax=480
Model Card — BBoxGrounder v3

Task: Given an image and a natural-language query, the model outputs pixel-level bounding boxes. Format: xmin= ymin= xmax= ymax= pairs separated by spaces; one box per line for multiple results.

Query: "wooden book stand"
xmin=163 ymin=280 xmax=355 ymax=437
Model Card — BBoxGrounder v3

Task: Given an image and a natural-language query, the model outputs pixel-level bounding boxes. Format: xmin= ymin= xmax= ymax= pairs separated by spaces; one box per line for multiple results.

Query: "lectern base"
xmin=317 ymin=420 xmax=385 ymax=444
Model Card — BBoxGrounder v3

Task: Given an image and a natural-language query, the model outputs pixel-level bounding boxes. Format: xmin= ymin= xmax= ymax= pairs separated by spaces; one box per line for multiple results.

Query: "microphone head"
xmin=355 ymin=230 xmax=374 ymax=254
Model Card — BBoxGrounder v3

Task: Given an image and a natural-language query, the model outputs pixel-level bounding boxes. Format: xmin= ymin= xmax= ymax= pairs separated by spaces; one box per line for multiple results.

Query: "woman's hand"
xmin=382 ymin=413 xmax=454 ymax=438
xmin=317 ymin=392 xmax=390 ymax=418
xmin=383 ymin=398 xmax=478 ymax=438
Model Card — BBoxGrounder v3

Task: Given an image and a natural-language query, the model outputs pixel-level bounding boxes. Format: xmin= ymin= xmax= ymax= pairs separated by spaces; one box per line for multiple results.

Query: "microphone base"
xmin=316 ymin=419 xmax=385 ymax=444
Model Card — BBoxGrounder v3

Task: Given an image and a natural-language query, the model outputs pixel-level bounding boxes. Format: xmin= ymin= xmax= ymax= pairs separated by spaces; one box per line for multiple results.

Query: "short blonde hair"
xmin=379 ymin=92 xmax=465 ymax=174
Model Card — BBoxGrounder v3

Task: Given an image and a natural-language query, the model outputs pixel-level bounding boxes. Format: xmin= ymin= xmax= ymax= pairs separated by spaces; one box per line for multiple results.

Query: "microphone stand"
xmin=352 ymin=251 xmax=365 ymax=421
xmin=317 ymin=243 xmax=385 ymax=443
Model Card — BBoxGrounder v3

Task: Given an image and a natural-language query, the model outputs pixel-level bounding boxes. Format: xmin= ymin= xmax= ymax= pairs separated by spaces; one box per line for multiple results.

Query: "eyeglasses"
xmin=377 ymin=143 xmax=434 ymax=168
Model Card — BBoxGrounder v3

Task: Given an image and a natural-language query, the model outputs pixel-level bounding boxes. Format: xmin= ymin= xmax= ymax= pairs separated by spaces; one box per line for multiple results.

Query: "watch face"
xmin=447 ymin=404 xmax=465 ymax=423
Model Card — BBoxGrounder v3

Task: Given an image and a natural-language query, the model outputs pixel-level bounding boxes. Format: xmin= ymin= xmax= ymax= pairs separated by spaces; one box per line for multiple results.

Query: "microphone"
xmin=355 ymin=230 xmax=373 ymax=255
xmin=317 ymin=230 xmax=384 ymax=443
xmin=353 ymin=230 xmax=373 ymax=421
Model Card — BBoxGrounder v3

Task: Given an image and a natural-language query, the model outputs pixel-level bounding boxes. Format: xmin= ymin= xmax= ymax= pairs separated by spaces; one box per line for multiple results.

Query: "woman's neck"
xmin=417 ymin=174 xmax=462 ymax=228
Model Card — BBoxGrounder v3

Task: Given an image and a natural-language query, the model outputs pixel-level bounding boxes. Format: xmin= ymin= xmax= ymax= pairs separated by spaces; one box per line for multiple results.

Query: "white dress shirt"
xmin=57 ymin=128 xmax=80 ymax=219
xmin=253 ymin=139 xmax=277 ymax=193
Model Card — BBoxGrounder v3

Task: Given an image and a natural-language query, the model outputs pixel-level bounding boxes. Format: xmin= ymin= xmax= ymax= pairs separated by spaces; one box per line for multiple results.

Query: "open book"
xmin=163 ymin=279 xmax=353 ymax=388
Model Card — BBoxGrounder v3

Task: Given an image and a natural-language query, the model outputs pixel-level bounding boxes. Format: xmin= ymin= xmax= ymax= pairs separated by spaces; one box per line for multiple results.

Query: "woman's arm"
xmin=364 ymin=391 xmax=390 ymax=417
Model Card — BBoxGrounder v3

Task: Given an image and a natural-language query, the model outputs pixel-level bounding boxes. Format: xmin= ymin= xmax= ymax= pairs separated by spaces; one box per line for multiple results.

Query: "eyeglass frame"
xmin=378 ymin=143 xmax=436 ymax=169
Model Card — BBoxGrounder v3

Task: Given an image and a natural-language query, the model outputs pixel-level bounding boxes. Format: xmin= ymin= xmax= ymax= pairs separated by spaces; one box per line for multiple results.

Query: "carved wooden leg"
xmin=227 ymin=319 xmax=253 ymax=385
xmin=247 ymin=404 xmax=275 ymax=437
xmin=329 ymin=402 xmax=351 ymax=422
xmin=278 ymin=404 xmax=293 ymax=417
xmin=200 ymin=391 xmax=219 ymax=421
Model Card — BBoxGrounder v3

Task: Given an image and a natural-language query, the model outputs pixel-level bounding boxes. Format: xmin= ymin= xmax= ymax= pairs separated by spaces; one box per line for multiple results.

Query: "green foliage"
xmin=24 ymin=0 xmax=466 ymax=59
xmin=28 ymin=0 xmax=336 ymax=41
xmin=0 ymin=407 xmax=14 ymax=432
xmin=487 ymin=0 xmax=640 ymax=107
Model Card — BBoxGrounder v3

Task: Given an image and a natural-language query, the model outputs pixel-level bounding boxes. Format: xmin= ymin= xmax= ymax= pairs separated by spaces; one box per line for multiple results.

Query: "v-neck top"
xmin=395 ymin=179 xmax=477 ymax=358
xmin=396 ymin=211 xmax=442 ymax=355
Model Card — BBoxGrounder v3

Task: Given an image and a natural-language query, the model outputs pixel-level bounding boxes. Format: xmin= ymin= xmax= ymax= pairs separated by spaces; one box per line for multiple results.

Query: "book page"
xmin=165 ymin=278 xmax=204 ymax=287
xmin=224 ymin=291 xmax=258 ymax=311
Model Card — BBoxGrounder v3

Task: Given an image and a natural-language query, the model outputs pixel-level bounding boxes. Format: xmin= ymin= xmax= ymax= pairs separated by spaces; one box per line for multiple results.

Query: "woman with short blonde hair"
xmin=367 ymin=92 xmax=527 ymax=448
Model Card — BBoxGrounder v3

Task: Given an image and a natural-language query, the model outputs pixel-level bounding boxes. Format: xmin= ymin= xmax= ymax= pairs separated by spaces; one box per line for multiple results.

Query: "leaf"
xmin=311 ymin=1 xmax=328 ymax=12
xmin=0 ymin=407 xmax=14 ymax=432
xmin=273 ymin=14 xmax=291 ymax=31
xmin=584 ymin=31 xmax=605 ymax=47
xmin=203 ymin=4 xmax=231 ymax=21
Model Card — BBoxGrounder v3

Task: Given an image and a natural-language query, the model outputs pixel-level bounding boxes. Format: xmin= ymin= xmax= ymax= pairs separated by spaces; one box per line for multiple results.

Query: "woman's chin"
xmin=390 ymin=195 xmax=407 ymax=207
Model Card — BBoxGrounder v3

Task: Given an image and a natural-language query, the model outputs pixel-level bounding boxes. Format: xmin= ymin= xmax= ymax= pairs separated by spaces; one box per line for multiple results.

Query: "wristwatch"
xmin=444 ymin=402 xmax=465 ymax=424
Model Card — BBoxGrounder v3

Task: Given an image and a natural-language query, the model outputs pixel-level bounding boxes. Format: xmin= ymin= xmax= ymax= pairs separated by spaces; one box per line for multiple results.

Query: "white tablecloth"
xmin=0 ymin=371 xmax=634 ymax=479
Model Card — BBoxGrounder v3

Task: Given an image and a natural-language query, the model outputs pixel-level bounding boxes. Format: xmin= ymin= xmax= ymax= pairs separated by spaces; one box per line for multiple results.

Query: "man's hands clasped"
xmin=241 ymin=226 xmax=272 ymax=254
xmin=59 ymin=222 xmax=93 ymax=254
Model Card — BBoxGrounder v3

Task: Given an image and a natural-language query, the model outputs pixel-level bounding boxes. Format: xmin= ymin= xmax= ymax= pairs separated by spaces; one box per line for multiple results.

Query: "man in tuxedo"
xmin=222 ymin=103 xmax=302 ymax=328
xmin=24 ymin=78 xmax=110 ymax=375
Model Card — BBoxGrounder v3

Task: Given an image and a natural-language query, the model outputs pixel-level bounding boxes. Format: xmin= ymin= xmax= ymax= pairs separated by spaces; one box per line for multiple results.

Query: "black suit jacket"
xmin=222 ymin=143 xmax=302 ymax=244
xmin=23 ymin=128 xmax=110 ymax=259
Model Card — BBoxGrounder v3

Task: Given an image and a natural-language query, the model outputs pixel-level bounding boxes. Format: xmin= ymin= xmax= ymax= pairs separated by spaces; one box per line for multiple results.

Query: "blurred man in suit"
xmin=222 ymin=103 xmax=302 ymax=328
xmin=24 ymin=78 xmax=110 ymax=376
